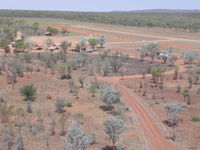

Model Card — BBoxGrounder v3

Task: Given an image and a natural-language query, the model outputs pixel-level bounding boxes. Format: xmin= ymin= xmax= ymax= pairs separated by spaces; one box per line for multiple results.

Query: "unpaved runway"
xmin=72 ymin=25 xmax=200 ymax=43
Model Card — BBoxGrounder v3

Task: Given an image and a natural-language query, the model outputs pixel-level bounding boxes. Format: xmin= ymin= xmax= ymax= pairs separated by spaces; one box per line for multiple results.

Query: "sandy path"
xmin=97 ymin=59 xmax=185 ymax=150
xmin=118 ymin=85 xmax=182 ymax=150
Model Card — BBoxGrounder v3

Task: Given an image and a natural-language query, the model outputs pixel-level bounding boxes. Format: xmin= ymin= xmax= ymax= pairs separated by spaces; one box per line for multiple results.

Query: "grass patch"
xmin=66 ymin=102 xmax=73 ymax=108
xmin=191 ymin=117 xmax=200 ymax=122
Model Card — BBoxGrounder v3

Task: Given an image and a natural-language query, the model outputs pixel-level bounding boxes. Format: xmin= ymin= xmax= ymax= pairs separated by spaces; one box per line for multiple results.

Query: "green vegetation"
xmin=66 ymin=102 xmax=73 ymax=108
xmin=46 ymin=26 xmax=59 ymax=35
xmin=15 ymin=39 xmax=26 ymax=52
xmin=1 ymin=10 xmax=200 ymax=32
xmin=191 ymin=116 xmax=200 ymax=122
xmin=20 ymin=84 xmax=36 ymax=101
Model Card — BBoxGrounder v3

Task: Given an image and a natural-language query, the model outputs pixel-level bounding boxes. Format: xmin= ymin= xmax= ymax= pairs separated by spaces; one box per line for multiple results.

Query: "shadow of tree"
xmin=99 ymin=105 xmax=113 ymax=112
xmin=102 ymin=146 xmax=113 ymax=150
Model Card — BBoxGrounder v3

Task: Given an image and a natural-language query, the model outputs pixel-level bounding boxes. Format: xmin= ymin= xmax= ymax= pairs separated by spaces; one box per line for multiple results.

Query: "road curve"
xmin=118 ymin=85 xmax=182 ymax=150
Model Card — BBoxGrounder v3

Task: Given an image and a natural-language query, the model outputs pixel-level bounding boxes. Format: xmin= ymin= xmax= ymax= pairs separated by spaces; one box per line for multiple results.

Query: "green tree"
xmin=173 ymin=65 xmax=179 ymax=80
xmin=88 ymin=38 xmax=99 ymax=49
xmin=146 ymin=43 xmax=159 ymax=62
xmin=100 ymin=84 xmax=121 ymax=105
xmin=78 ymin=76 xmax=85 ymax=88
xmin=46 ymin=26 xmax=59 ymax=36
xmin=60 ymin=41 xmax=71 ymax=53
xmin=15 ymin=40 xmax=26 ymax=52
xmin=20 ymin=84 xmax=36 ymax=101
xmin=61 ymin=28 xmax=69 ymax=36
xmin=45 ymin=38 xmax=54 ymax=47
xmin=64 ymin=121 xmax=91 ymax=150
xmin=31 ymin=22 xmax=39 ymax=34
xmin=150 ymin=66 xmax=166 ymax=85
xmin=165 ymin=103 xmax=185 ymax=141
xmin=104 ymin=116 xmax=125 ymax=150
xmin=88 ymin=81 xmax=98 ymax=97
xmin=182 ymin=88 xmax=190 ymax=104
xmin=59 ymin=114 xmax=68 ymax=136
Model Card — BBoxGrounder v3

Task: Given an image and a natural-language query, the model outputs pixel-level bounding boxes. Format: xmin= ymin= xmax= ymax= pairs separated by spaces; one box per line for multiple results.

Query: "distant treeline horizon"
xmin=0 ymin=9 xmax=200 ymax=32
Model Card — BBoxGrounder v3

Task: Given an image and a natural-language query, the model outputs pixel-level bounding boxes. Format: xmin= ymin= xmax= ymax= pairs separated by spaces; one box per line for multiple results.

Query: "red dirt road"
xmin=118 ymin=85 xmax=182 ymax=150
xmin=98 ymin=60 xmax=185 ymax=150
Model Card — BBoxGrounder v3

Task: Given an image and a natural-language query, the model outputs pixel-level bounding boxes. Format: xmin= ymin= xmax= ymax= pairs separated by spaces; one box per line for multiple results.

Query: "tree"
xmin=26 ymin=100 xmax=32 ymax=113
xmin=31 ymin=22 xmax=39 ymax=34
xmin=45 ymin=38 xmax=54 ymax=47
xmin=173 ymin=65 xmax=179 ymax=80
xmin=146 ymin=43 xmax=159 ymax=62
xmin=88 ymin=81 xmax=98 ymax=97
xmin=119 ymin=67 xmax=126 ymax=80
xmin=160 ymin=47 xmax=173 ymax=64
xmin=64 ymin=121 xmax=91 ymax=150
xmin=98 ymin=36 xmax=106 ymax=48
xmin=5 ymin=127 xmax=15 ymax=150
xmin=100 ymin=84 xmax=121 ymax=105
xmin=46 ymin=26 xmax=59 ymax=36
xmin=78 ymin=76 xmax=85 ymax=88
xmin=138 ymin=46 xmax=147 ymax=62
xmin=183 ymin=51 xmax=197 ymax=64
xmin=88 ymin=38 xmax=99 ymax=49
xmin=110 ymin=56 xmax=122 ymax=73
xmin=59 ymin=114 xmax=68 ymax=136
xmin=182 ymin=87 xmax=190 ymax=105
xmin=15 ymin=135 xmax=25 ymax=150
xmin=60 ymin=41 xmax=71 ymax=53
xmin=15 ymin=40 xmax=25 ymax=53
xmin=104 ymin=116 xmax=125 ymax=150
xmin=0 ymin=39 xmax=10 ymax=53
xmin=61 ymin=28 xmax=69 ymax=36
xmin=0 ymin=102 xmax=14 ymax=124
xmin=20 ymin=84 xmax=36 ymax=101
xmin=20 ymin=84 xmax=36 ymax=113
xmin=49 ymin=112 xmax=56 ymax=136
xmin=15 ymin=108 xmax=25 ymax=134
xmin=165 ymin=103 xmax=185 ymax=141
xmin=55 ymin=97 xmax=65 ymax=113
xmin=59 ymin=64 xmax=72 ymax=79
xmin=102 ymin=58 xmax=110 ymax=76
xmin=68 ymin=80 xmax=76 ymax=93
xmin=150 ymin=66 xmax=166 ymax=85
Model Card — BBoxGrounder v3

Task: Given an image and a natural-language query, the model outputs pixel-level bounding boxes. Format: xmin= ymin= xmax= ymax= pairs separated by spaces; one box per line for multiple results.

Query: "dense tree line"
xmin=1 ymin=10 xmax=200 ymax=32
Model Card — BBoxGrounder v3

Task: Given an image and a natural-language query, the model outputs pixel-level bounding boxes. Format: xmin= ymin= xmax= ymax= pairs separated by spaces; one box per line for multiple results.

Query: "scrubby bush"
xmin=100 ymin=84 xmax=121 ymax=105
xmin=66 ymin=102 xmax=72 ymax=108
xmin=64 ymin=121 xmax=91 ymax=150
xmin=88 ymin=81 xmax=98 ymax=97
xmin=104 ymin=116 xmax=125 ymax=149
xmin=0 ymin=102 xmax=14 ymax=124
xmin=165 ymin=102 xmax=185 ymax=141
xmin=55 ymin=97 xmax=65 ymax=113
xmin=78 ymin=76 xmax=85 ymax=88
xmin=59 ymin=114 xmax=68 ymax=136
xmin=191 ymin=117 xmax=200 ymax=122
xmin=20 ymin=84 xmax=36 ymax=101
xmin=23 ymin=53 xmax=32 ymax=63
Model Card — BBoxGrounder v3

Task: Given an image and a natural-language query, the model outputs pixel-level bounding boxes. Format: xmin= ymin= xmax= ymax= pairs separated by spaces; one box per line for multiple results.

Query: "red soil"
xmin=52 ymin=26 xmax=138 ymax=42
xmin=161 ymin=42 xmax=200 ymax=50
